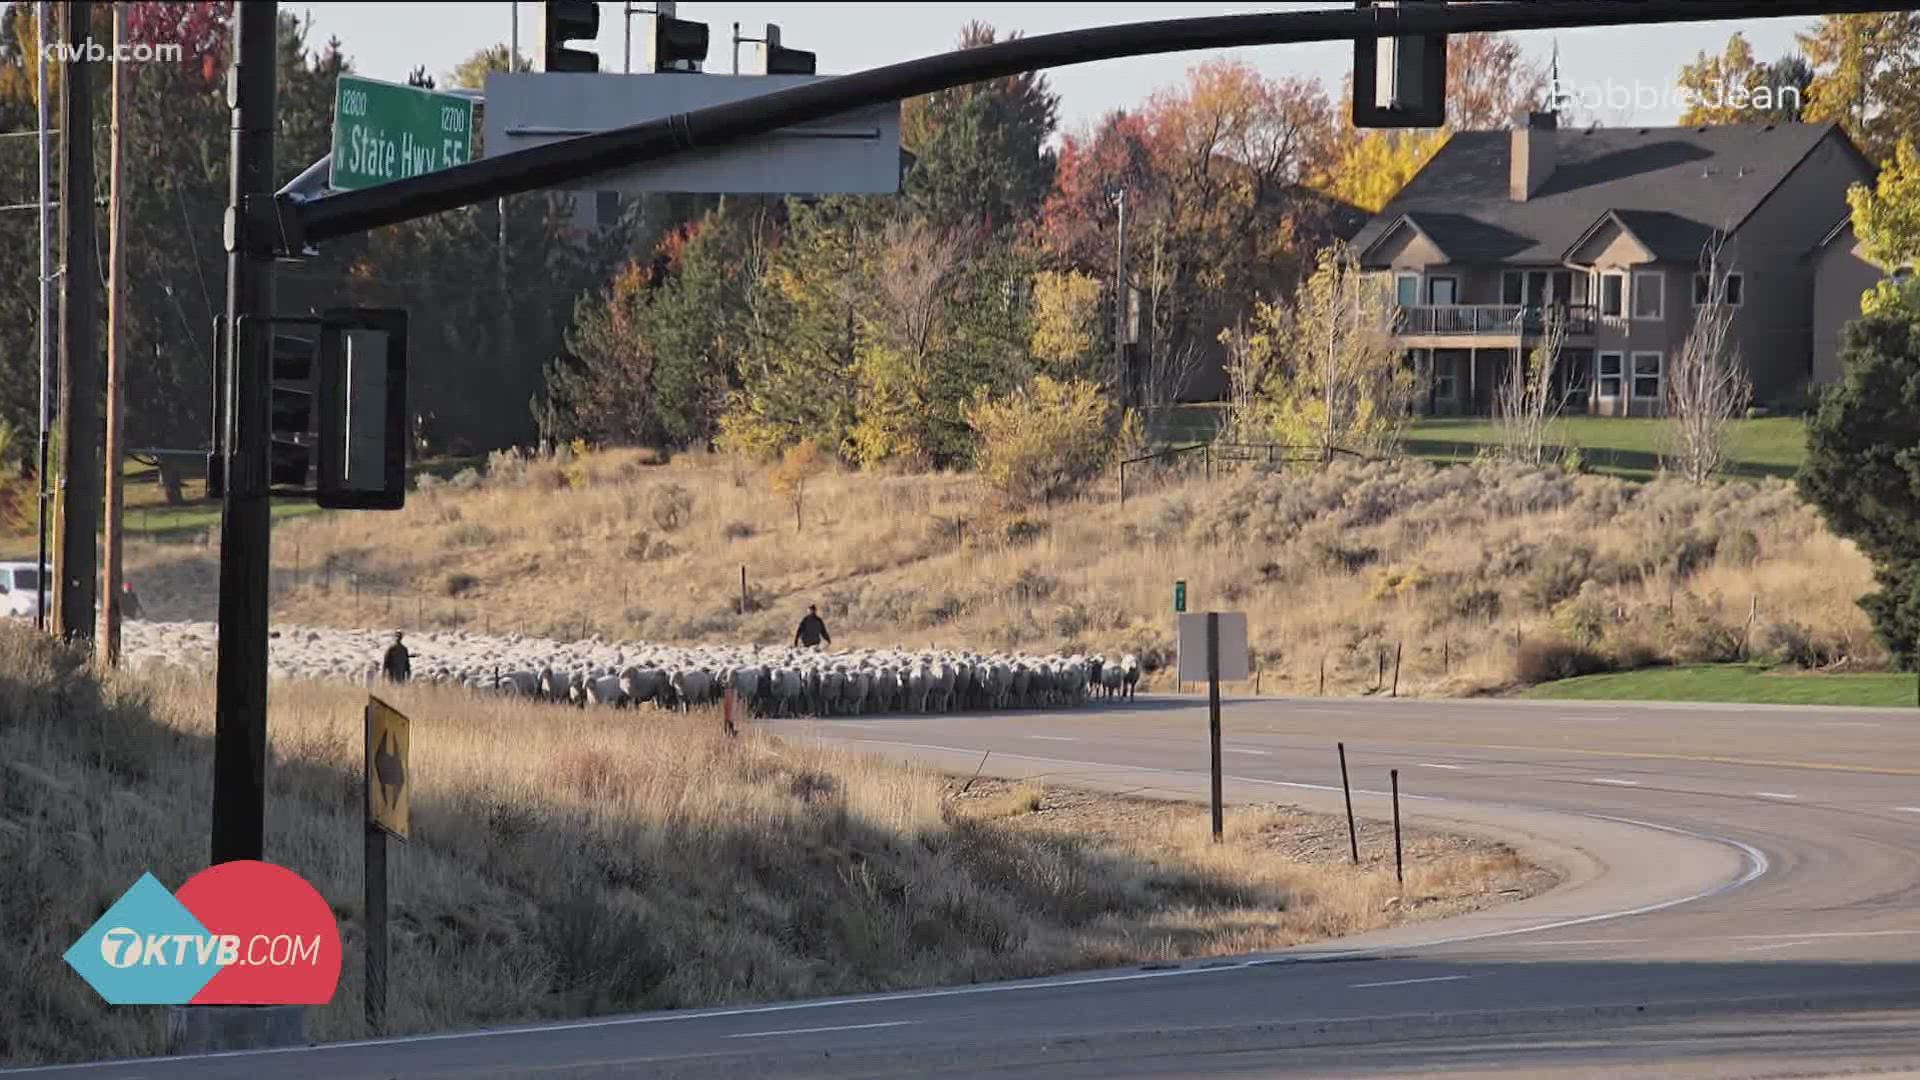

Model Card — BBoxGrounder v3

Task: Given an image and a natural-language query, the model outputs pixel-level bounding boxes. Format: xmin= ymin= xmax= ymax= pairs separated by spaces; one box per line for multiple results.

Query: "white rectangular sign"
xmin=1178 ymin=612 xmax=1250 ymax=683
xmin=482 ymin=72 xmax=901 ymax=196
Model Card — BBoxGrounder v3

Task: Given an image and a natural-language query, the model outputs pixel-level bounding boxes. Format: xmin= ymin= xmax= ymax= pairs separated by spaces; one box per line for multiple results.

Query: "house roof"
xmin=1351 ymin=121 xmax=1856 ymax=267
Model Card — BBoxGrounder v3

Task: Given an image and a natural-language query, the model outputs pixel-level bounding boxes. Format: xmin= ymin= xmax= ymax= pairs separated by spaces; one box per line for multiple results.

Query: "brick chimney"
xmin=1510 ymin=110 xmax=1558 ymax=202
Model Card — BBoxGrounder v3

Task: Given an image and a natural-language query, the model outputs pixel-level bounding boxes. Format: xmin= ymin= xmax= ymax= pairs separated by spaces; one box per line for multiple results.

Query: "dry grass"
xmin=120 ymin=447 xmax=1881 ymax=696
xmin=0 ymin=625 xmax=1543 ymax=1067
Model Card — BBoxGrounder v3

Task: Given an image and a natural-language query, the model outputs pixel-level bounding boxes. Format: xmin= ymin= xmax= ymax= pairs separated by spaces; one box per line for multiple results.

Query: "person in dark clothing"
xmin=120 ymin=581 xmax=143 ymax=621
xmin=794 ymin=605 xmax=831 ymax=650
xmin=382 ymin=631 xmax=412 ymax=684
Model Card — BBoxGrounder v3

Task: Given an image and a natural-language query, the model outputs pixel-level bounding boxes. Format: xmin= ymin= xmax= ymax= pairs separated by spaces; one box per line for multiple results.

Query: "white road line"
xmin=1419 ymin=763 xmax=1465 ymax=770
xmin=1815 ymin=721 xmax=1880 ymax=728
xmin=1754 ymin=792 xmax=1800 ymax=800
xmin=1726 ymin=930 xmax=1920 ymax=941
xmin=1225 ymin=747 xmax=1271 ymax=756
xmin=1736 ymin=940 xmax=1815 ymax=953
xmin=1588 ymin=778 xmax=1640 ymax=786
xmin=725 ymin=1021 xmax=918 ymax=1040
xmin=1028 ymin=735 xmax=1078 ymax=742
xmin=1487 ymin=938 xmax=1650 ymax=947
xmin=1895 ymin=807 xmax=1920 ymax=814
xmin=1351 ymin=975 xmax=1474 ymax=989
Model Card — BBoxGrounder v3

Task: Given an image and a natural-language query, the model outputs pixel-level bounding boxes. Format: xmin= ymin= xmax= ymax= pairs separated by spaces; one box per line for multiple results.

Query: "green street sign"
xmin=330 ymin=75 xmax=474 ymax=192
xmin=1174 ymin=580 xmax=1187 ymax=613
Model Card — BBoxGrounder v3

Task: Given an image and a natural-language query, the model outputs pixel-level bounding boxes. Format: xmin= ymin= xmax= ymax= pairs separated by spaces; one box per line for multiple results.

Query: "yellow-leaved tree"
xmin=1221 ymin=244 xmax=1418 ymax=460
xmin=1028 ymin=270 xmax=1104 ymax=375
xmin=1847 ymin=137 xmax=1920 ymax=316
xmin=770 ymin=440 xmax=825 ymax=531
xmin=966 ymin=375 xmax=1114 ymax=507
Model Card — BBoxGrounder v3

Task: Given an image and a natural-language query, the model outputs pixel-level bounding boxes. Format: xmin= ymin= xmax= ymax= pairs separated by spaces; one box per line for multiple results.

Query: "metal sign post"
xmin=364 ymin=695 xmax=410 ymax=1035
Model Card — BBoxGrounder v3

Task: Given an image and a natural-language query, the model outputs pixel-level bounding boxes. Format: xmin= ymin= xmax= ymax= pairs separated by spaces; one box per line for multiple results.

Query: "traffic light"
xmin=314 ymin=308 xmax=410 ymax=512
xmin=269 ymin=332 xmax=319 ymax=490
xmin=740 ymin=24 xmax=816 ymax=77
xmin=537 ymin=0 xmax=600 ymax=73
xmin=642 ymin=1 xmax=708 ymax=73
xmin=1353 ymin=0 xmax=1449 ymax=129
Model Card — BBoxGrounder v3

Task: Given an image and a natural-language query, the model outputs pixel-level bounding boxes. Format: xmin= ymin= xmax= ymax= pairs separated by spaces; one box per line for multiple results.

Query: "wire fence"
xmin=1117 ymin=442 xmax=1369 ymax=503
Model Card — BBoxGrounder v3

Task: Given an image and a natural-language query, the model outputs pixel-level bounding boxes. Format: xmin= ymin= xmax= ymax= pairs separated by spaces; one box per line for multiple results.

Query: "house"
xmin=1348 ymin=113 xmax=1877 ymax=417
xmin=1812 ymin=217 xmax=1911 ymax=386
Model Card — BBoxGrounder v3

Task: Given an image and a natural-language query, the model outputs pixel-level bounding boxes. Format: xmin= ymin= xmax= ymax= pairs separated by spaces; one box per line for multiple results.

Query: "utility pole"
xmin=1114 ymin=187 xmax=1128 ymax=411
xmin=53 ymin=0 xmax=98 ymax=647
xmin=34 ymin=0 xmax=52 ymax=632
xmin=210 ymin=0 xmax=278 ymax=867
xmin=100 ymin=2 xmax=128 ymax=665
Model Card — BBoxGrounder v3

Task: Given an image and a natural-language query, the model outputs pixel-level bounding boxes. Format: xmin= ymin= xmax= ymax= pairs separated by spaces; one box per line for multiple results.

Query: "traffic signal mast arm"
xmin=288 ymin=0 xmax=1912 ymax=249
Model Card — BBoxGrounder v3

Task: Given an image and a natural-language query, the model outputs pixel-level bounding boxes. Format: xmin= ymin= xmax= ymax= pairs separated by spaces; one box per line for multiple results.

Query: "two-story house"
xmin=1347 ymin=113 xmax=1876 ymax=417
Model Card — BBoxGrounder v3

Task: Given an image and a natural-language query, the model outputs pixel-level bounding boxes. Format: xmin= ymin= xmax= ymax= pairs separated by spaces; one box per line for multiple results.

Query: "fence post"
xmin=1391 ymin=768 xmax=1404 ymax=889
xmin=1319 ymin=654 xmax=1327 ymax=697
xmin=1338 ymin=743 xmax=1358 ymax=865
xmin=740 ymin=566 xmax=748 ymax=615
xmin=1120 ymin=462 xmax=1127 ymax=505
xmin=1205 ymin=445 xmax=1212 ymax=482
xmin=1391 ymin=643 xmax=1402 ymax=699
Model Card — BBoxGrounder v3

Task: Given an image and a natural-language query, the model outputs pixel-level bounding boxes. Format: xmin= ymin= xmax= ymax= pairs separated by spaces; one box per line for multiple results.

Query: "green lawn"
xmin=1404 ymin=417 xmax=1807 ymax=482
xmin=1521 ymin=664 xmax=1916 ymax=708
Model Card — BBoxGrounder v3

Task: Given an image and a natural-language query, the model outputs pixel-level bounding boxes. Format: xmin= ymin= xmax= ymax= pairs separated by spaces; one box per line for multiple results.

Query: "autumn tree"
xmin=717 ymin=196 xmax=877 ymax=460
xmin=1801 ymin=12 xmax=1920 ymax=164
xmin=1039 ymin=61 xmax=1344 ymax=409
xmin=966 ymin=374 xmax=1115 ymax=508
xmin=1847 ymin=137 xmax=1920 ymax=316
xmin=1678 ymin=34 xmax=1813 ymax=126
xmin=1027 ymin=270 xmax=1104 ymax=377
xmin=770 ymin=440 xmax=824 ymax=531
xmin=902 ymin=21 xmax=1059 ymax=231
xmin=1221 ymin=244 xmax=1417 ymax=460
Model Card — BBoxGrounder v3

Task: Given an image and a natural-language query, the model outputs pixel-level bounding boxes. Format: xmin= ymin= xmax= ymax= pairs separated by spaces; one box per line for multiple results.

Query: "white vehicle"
xmin=0 ymin=562 xmax=48 ymax=619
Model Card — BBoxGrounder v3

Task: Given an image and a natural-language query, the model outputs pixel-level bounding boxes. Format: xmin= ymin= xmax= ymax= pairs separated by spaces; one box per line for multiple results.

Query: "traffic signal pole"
xmin=287 ymin=0 xmax=1912 ymax=247
xmin=210 ymin=0 xmax=277 ymax=867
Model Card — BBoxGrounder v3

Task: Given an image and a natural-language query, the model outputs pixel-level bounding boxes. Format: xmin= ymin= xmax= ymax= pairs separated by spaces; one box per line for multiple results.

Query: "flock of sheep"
xmin=119 ymin=623 xmax=1143 ymax=718
xmin=462 ymin=644 xmax=1142 ymax=717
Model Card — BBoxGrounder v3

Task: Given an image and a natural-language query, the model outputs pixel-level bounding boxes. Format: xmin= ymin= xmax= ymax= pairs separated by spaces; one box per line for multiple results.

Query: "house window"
xmin=1502 ymin=271 xmax=1524 ymax=305
xmin=1693 ymin=272 xmax=1745 ymax=307
xmin=1430 ymin=353 xmax=1458 ymax=400
xmin=1395 ymin=274 xmax=1421 ymax=307
xmin=1632 ymin=271 xmax=1665 ymax=320
xmin=1632 ymin=352 xmax=1664 ymax=402
xmin=1598 ymin=352 xmax=1624 ymax=399
xmin=1600 ymin=273 xmax=1626 ymax=317
xmin=1427 ymin=276 xmax=1458 ymax=306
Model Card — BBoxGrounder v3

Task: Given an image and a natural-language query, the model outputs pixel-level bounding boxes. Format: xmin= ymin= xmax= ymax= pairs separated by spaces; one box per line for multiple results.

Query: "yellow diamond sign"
xmin=366 ymin=696 xmax=410 ymax=841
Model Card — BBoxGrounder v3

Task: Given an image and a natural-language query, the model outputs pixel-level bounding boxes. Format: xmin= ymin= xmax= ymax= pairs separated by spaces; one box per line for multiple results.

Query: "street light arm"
xmin=293 ymin=0 xmax=1913 ymax=245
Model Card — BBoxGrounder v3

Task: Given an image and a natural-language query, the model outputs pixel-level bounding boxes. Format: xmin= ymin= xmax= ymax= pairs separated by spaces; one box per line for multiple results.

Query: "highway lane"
xmin=13 ymin=694 xmax=1920 ymax=1078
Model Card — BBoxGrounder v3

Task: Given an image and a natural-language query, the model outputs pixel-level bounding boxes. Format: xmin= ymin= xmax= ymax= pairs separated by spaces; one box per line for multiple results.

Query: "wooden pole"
xmin=53 ymin=0 xmax=101 ymax=646
xmin=740 ymin=565 xmax=748 ymax=615
xmin=99 ymin=4 xmax=128 ymax=665
xmin=1391 ymin=642 xmax=1402 ymax=698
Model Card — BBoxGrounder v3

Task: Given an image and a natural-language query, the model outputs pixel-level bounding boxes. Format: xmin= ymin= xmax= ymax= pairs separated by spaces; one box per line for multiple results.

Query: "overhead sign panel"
xmin=331 ymin=75 xmax=476 ymax=192
xmin=482 ymin=72 xmax=901 ymax=196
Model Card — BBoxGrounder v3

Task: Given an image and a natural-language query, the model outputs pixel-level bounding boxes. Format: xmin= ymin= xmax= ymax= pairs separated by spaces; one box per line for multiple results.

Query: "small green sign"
xmin=330 ymin=75 xmax=474 ymax=192
xmin=1174 ymin=580 xmax=1187 ymax=613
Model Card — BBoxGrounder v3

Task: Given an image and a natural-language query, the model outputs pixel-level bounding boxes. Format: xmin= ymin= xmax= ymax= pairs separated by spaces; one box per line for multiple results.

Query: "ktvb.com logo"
xmin=66 ymin=862 xmax=341 ymax=1006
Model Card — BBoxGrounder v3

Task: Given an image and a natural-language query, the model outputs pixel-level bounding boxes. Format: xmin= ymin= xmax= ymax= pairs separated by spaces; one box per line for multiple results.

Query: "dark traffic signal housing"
xmin=741 ymin=24 xmax=816 ymax=77
xmin=215 ymin=308 xmax=410 ymax=510
xmin=538 ymin=0 xmax=601 ymax=73
xmin=643 ymin=2 xmax=709 ymax=73
xmin=1353 ymin=0 xmax=1449 ymax=129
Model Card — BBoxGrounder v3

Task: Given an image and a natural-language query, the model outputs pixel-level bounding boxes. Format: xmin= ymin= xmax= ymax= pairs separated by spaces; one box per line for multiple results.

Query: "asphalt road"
xmin=15 ymin=694 xmax=1920 ymax=1079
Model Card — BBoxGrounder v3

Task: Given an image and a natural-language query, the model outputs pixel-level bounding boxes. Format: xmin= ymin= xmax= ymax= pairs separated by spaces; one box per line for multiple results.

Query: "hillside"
xmin=117 ymin=447 xmax=1881 ymax=697
xmin=0 ymin=626 xmax=1540 ymax=1065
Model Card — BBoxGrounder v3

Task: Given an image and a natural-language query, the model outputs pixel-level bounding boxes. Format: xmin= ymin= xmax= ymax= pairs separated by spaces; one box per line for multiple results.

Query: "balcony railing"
xmin=1393 ymin=304 xmax=1594 ymax=337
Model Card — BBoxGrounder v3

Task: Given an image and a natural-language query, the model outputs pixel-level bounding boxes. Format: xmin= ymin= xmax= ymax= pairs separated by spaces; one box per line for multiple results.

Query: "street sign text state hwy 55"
xmin=331 ymin=75 xmax=474 ymax=192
